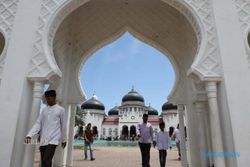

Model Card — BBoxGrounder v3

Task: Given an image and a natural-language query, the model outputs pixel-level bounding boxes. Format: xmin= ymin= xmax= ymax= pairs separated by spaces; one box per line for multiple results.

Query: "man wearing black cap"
xmin=137 ymin=114 xmax=154 ymax=167
xmin=25 ymin=90 xmax=67 ymax=167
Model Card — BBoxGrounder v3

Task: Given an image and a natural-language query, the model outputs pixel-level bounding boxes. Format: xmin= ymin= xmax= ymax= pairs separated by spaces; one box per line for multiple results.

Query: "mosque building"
xmin=81 ymin=88 xmax=179 ymax=140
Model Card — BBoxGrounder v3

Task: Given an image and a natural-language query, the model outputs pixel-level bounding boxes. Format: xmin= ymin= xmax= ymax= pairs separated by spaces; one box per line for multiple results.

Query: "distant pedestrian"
xmin=84 ymin=123 xmax=95 ymax=161
xmin=153 ymin=122 xmax=170 ymax=167
xmin=168 ymin=126 xmax=175 ymax=150
xmin=172 ymin=124 xmax=181 ymax=160
xmin=137 ymin=114 xmax=154 ymax=167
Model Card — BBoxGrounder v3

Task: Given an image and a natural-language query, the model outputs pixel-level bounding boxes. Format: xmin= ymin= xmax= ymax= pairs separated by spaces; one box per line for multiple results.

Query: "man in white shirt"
xmin=172 ymin=124 xmax=181 ymax=160
xmin=153 ymin=122 xmax=170 ymax=167
xmin=25 ymin=90 xmax=67 ymax=167
xmin=137 ymin=114 xmax=154 ymax=167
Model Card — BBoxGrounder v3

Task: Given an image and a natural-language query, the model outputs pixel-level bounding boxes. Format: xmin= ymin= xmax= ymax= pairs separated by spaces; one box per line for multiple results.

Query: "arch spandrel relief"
xmin=164 ymin=0 xmax=221 ymax=80
xmin=0 ymin=0 xmax=20 ymax=80
xmin=27 ymin=0 xmax=89 ymax=81
xmin=27 ymin=0 xmax=222 ymax=86
xmin=27 ymin=0 xmax=193 ymax=78
xmin=234 ymin=0 xmax=250 ymax=68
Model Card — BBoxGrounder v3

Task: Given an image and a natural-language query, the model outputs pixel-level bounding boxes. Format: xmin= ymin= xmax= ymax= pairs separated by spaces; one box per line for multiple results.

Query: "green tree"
xmin=75 ymin=106 xmax=85 ymax=126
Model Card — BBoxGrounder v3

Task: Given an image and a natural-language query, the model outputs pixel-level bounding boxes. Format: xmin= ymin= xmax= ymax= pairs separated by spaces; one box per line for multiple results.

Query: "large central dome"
xmin=122 ymin=88 xmax=144 ymax=103
xmin=81 ymin=95 xmax=105 ymax=110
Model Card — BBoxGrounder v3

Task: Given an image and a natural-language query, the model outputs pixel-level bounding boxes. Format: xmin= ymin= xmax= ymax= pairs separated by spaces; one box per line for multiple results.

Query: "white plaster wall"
xmin=0 ymin=0 xmax=43 ymax=166
xmin=212 ymin=0 xmax=250 ymax=166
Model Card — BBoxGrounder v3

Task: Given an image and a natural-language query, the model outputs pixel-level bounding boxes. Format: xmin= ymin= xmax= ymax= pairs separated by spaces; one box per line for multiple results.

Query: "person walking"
xmin=153 ymin=122 xmax=170 ymax=167
xmin=84 ymin=123 xmax=95 ymax=161
xmin=137 ymin=114 xmax=154 ymax=167
xmin=25 ymin=90 xmax=67 ymax=167
xmin=172 ymin=124 xmax=181 ymax=160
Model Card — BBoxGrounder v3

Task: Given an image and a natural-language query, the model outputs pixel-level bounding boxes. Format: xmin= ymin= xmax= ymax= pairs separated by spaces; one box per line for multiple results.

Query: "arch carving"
xmin=234 ymin=0 xmax=250 ymax=68
xmin=0 ymin=0 xmax=20 ymax=80
xmin=173 ymin=0 xmax=222 ymax=80
xmin=27 ymin=0 xmax=222 ymax=82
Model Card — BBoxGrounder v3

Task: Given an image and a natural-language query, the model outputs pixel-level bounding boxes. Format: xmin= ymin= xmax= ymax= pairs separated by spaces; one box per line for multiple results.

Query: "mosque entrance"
xmin=121 ymin=125 xmax=129 ymax=140
xmin=130 ymin=125 xmax=136 ymax=139
xmin=34 ymin=0 xmax=219 ymax=166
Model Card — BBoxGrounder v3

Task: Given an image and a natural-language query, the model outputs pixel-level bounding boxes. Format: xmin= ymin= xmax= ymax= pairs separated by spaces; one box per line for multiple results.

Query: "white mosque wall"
xmin=162 ymin=110 xmax=179 ymax=130
xmin=84 ymin=109 xmax=105 ymax=139
xmin=119 ymin=105 xmax=145 ymax=123
xmin=212 ymin=0 xmax=250 ymax=166
xmin=101 ymin=125 xmax=119 ymax=139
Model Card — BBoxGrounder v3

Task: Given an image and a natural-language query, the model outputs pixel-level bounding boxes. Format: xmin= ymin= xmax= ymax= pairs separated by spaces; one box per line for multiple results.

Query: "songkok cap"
xmin=44 ymin=90 xmax=56 ymax=97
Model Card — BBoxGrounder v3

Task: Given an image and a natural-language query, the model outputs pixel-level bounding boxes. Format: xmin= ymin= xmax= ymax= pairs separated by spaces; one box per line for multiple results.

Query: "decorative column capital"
xmin=194 ymin=101 xmax=207 ymax=114
xmin=205 ymin=81 xmax=217 ymax=99
xmin=33 ymin=81 xmax=44 ymax=99
xmin=177 ymin=104 xmax=185 ymax=112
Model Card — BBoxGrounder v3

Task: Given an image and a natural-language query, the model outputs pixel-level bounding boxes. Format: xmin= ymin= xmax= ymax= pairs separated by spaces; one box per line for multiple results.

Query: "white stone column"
xmin=194 ymin=101 xmax=209 ymax=167
xmin=177 ymin=104 xmax=188 ymax=167
xmin=22 ymin=81 xmax=44 ymax=167
xmin=53 ymin=103 xmax=69 ymax=167
xmin=204 ymin=106 xmax=214 ymax=167
xmin=65 ymin=104 xmax=76 ymax=167
xmin=205 ymin=81 xmax=225 ymax=167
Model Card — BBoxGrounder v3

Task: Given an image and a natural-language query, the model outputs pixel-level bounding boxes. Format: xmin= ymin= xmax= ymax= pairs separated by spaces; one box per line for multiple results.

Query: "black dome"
xmin=108 ymin=106 xmax=119 ymax=116
xmin=162 ymin=102 xmax=177 ymax=111
xmin=81 ymin=96 xmax=105 ymax=110
xmin=122 ymin=88 xmax=144 ymax=102
xmin=147 ymin=106 xmax=158 ymax=115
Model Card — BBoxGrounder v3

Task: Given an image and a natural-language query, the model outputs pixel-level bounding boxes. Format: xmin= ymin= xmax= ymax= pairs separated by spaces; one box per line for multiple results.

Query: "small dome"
xmin=162 ymin=102 xmax=177 ymax=111
xmin=122 ymin=88 xmax=144 ymax=103
xmin=81 ymin=95 xmax=105 ymax=110
xmin=147 ymin=105 xmax=158 ymax=115
xmin=108 ymin=106 xmax=119 ymax=116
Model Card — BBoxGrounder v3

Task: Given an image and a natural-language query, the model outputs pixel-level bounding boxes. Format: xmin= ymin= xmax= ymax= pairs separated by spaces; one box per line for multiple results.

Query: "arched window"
xmin=0 ymin=32 xmax=5 ymax=56
xmin=92 ymin=126 xmax=98 ymax=137
xmin=109 ymin=128 xmax=112 ymax=136
xmin=121 ymin=125 xmax=129 ymax=139
xmin=130 ymin=125 xmax=136 ymax=137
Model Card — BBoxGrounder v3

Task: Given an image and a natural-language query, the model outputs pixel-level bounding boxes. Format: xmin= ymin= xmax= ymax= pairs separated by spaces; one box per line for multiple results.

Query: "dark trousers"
xmin=40 ymin=144 xmax=57 ymax=167
xmin=176 ymin=141 xmax=181 ymax=157
xmin=159 ymin=150 xmax=167 ymax=167
xmin=139 ymin=143 xmax=151 ymax=167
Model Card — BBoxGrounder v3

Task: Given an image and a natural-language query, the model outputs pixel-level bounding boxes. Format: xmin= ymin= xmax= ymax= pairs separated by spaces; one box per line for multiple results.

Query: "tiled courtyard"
xmin=34 ymin=147 xmax=181 ymax=167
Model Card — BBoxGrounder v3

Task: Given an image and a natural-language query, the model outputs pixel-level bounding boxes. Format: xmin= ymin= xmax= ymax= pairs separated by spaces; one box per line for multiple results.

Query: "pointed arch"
xmin=76 ymin=27 xmax=179 ymax=101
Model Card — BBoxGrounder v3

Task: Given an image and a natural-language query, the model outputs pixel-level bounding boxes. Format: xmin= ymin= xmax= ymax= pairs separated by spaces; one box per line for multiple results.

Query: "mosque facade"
xmin=81 ymin=88 xmax=179 ymax=140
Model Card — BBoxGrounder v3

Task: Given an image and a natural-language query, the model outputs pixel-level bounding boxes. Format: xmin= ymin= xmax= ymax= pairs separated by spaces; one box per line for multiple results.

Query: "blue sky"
xmin=80 ymin=32 xmax=175 ymax=113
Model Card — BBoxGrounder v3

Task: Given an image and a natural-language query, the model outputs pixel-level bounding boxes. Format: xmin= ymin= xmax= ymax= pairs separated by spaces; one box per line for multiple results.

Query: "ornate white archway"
xmin=27 ymin=0 xmax=222 ymax=82
xmin=24 ymin=0 xmax=225 ymax=167
xmin=25 ymin=0 xmax=223 ymax=106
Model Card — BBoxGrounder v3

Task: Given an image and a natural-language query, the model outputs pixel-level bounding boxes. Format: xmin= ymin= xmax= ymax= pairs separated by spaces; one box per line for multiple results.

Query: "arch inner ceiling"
xmin=53 ymin=0 xmax=198 ymax=103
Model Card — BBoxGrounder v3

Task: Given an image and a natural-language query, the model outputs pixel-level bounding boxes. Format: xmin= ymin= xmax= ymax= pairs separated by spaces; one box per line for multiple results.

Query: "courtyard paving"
xmin=34 ymin=147 xmax=181 ymax=167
